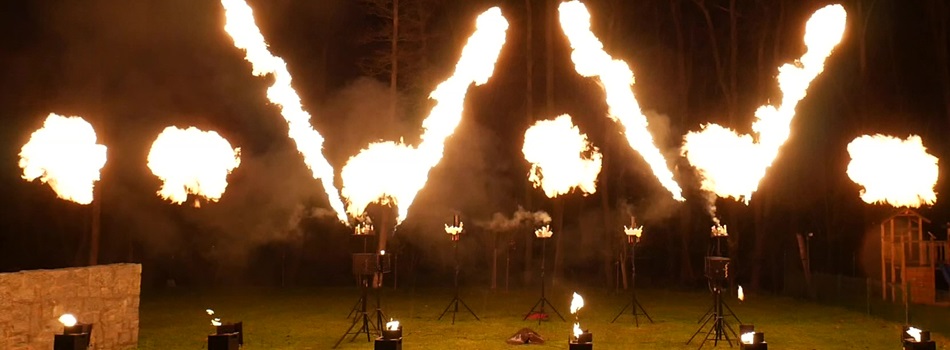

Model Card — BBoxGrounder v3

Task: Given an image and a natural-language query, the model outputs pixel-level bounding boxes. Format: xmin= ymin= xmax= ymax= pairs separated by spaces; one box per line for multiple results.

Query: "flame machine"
xmin=334 ymin=223 xmax=389 ymax=349
xmin=523 ymin=225 xmax=566 ymax=324
xmin=688 ymin=224 xmax=741 ymax=349
xmin=438 ymin=214 xmax=480 ymax=324
xmin=611 ymin=218 xmax=654 ymax=326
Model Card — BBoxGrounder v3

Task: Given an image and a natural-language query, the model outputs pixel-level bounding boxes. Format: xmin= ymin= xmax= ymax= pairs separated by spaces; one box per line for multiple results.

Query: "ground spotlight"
xmin=54 ymin=313 xmax=91 ymax=350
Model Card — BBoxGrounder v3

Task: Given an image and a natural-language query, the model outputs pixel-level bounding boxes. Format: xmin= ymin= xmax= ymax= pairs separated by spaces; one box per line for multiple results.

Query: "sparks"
xmin=340 ymin=7 xmax=509 ymax=224
xmin=683 ymin=5 xmax=847 ymax=207
xmin=558 ymin=0 xmax=683 ymax=201
xmin=147 ymin=126 xmax=241 ymax=205
xmin=221 ymin=0 xmax=348 ymax=223
xmin=19 ymin=113 xmax=107 ymax=205
xmin=523 ymin=114 xmax=602 ymax=198
xmin=846 ymin=135 xmax=938 ymax=207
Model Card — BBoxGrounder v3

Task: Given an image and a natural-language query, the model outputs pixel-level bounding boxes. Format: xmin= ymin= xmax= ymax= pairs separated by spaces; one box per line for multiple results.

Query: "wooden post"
xmin=881 ymin=222 xmax=886 ymax=300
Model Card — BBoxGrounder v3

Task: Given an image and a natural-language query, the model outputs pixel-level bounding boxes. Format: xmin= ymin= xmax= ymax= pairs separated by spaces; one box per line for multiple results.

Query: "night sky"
xmin=0 ymin=0 xmax=947 ymax=290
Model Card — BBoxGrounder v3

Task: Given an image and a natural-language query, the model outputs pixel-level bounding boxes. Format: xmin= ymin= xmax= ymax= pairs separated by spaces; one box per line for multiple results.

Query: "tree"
xmin=693 ymin=0 xmax=739 ymax=124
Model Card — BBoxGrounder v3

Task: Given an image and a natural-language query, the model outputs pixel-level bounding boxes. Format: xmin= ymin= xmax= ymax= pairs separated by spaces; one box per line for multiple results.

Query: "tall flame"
xmin=846 ymin=135 xmax=938 ymax=207
xmin=683 ymin=4 xmax=847 ymax=207
xmin=221 ymin=0 xmax=348 ymax=223
xmin=340 ymin=7 xmax=509 ymax=224
xmin=907 ymin=327 xmax=922 ymax=342
xmin=738 ymin=285 xmax=745 ymax=301
xmin=558 ymin=1 xmax=683 ymax=201
xmin=147 ymin=126 xmax=241 ymax=205
xmin=523 ymin=114 xmax=602 ymax=198
xmin=570 ymin=292 xmax=585 ymax=314
xmin=19 ymin=113 xmax=107 ymax=205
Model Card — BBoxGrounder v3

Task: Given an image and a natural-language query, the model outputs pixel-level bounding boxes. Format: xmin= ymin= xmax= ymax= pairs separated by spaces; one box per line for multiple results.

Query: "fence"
xmin=783 ymin=272 xmax=950 ymax=337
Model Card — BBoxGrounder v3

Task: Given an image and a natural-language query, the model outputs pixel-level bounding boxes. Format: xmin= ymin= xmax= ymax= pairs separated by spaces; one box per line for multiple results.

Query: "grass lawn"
xmin=138 ymin=286 xmax=947 ymax=349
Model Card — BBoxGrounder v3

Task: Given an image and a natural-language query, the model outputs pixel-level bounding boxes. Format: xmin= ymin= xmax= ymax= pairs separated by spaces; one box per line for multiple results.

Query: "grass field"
xmin=137 ymin=286 xmax=947 ymax=349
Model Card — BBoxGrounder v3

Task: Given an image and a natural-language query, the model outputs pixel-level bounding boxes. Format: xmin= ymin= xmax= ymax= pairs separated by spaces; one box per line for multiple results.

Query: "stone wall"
xmin=0 ymin=263 xmax=141 ymax=350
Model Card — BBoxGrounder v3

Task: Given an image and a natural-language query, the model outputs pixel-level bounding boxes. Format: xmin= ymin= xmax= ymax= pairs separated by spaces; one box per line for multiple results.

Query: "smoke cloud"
xmin=475 ymin=206 xmax=552 ymax=232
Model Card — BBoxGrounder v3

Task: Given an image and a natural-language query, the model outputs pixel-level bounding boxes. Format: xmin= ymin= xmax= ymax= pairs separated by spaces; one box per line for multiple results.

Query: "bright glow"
xmin=58 ymin=313 xmax=77 ymax=327
xmin=738 ymin=285 xmax=745 ymax=301
xmin=354 ymin=222 xmax=374 ymax=235
xmin=206 ymin=309 xmax=214 ymax=315
xmin=147 ymin=126 xmax=241 ymax=205
xmin=907 ymin=327 xmax=922 ymax=342
xmin=570 ymin=292 xmax=585 ymax=314
xmin=380 ymin=250 xmax=386 ymax=256
xmin=558 ymin=1 xmax=683 ymax=201
xmin=846 ymin=135 xmax=938 ymax=208
xmin=19 ymin=113 xmax=107 ymax=205
xmin=712 ymin=224 xmax=728 ymax=237
xmin=573 ymin=322 xmax=583 ymax=338
xmin=522 ymin=114 xmax=602 ymax=198
xmin=683 ymin=5 xmax=847 ymax=207
xmin=624 ymin=225 xmax=643 ymax=238
xmin=534 ymin=225 xmax=554 ymax=238
xmin=212 ymin=318 xmax=222 ymax=327
xmin=221 ymin=0 xmax=348 ymax=223
xmin=386 ymin=319 xmax=400 ymax=331
xmin=340 ymin=8 xmax=509 ymax=225
xmin=741 ymin=332 xmax=754 ymax=344
xmin=445 ymin=222 xmax=464 ymax=235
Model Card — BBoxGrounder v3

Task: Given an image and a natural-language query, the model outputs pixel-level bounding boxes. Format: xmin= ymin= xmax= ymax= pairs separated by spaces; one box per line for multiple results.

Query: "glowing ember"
xmin=907 ymin=327 xmax=922 ymax=342
xmin=58 ymin=313 xmax=77 ymax=327
xmin=19 ymin=113 xmax=107 ymax=205
xmin=711 ymin=224 xmax=728 ymax=237
xmin=741 ymin=332 xmax=754 ymax=344
xmin=221 ymin=0 xmax=348 ymax=223
xmin=341 ymin=8 xmax=509 ymax=225
xmin=624 ymin=225 xmax=643 ymax=239
xmin=558 ymin=1 xmax=683 ymax=201
xmin=570 ymin=292 xmax=585 ymax=314
xmin=683 ymin=4 xmax=847 ymax=207
xmin=522 ymin=114 xmax=602 ymax=198
xmin=846 ymin=135 xmax=938 ymax=208
xmin=445 ymin=222 xmax=464 ymax=235
xmin=147 ymin=126 xmax=241 ymax=205
xmin=386 ymin=319 xmax=400 ymax=331
xmin=534 ymin=225 xmax=554 ymax=238
xmin=738 ymin=285 xmax=745 ymax=301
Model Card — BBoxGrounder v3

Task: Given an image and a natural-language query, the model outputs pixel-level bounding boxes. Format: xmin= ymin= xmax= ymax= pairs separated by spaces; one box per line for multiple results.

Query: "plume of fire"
xmin=624 ymin=225 xmax=643 ymax=239
xmin=386 ymin=319 xmax=400 ymax=331
xmin=19 ymin=113 xmax=107 ymax=205
xmin=220 ymin=0 xmax=348 ymax=223
xmin=711 ymin=224 xmax=728 ymax=237
xmin=147 ymin=126 xmax=241 ymax=205
xmin=846 ymin=135 xmax=938 ymax=208
xmin=738 ymin=285 xmax=745 ymax=301
xmin=573 ymin=322 xmax=583 ymax=339
xmin=535 ymin=225 xmax=554 ymax=238
xmin=740 ymin=332 xmax=754 ymax=344
xmin=558 ymin=1 xmax=683 ymax=202
xmin=522 ymin=115 xmax=603 ymax=198
xmin=907 ymin=327 xmax=922 ymax=342
xmin=445 ymin=221 xmax=464 ymax=235
xmin=683 ymin=4 xmax=847 ymax=210
xmin=570 ymin=292 xmax=585 ymax=338
xmin=58 ymin=313 xmax=77 ymax=327
xmin=340 ymin=8 xmax=509 ymax=224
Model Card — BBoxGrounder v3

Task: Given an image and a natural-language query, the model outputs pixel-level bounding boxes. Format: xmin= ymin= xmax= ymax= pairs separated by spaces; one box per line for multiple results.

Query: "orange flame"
xmin=523 ymin=115 xmax=602 ymax=198
xmin=558 ymin=1 xmax=683 ymax=201
xmin=846 ymin=135 xmax=938 ymax=207
xmin=147 ymin=126 xmax=241 ymax=205
xmin=19 ymin=113 xmax=107 ymax=205
xmin=340 ymin=8 xmax=509 ymax=225
xmin=221 ymin=0 xmax=348 ymax=223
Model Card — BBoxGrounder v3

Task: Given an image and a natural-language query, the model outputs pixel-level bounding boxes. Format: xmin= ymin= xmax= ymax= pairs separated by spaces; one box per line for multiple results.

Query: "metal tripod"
xmin=438 ymin=238 xmax=479 ymax=324
xmin=687 ymin=283 xmax=738 ymax=349
xmin=611 ymin=239 xmax=653 ymax=326
xmin=333 ymin=277 xmax=378 ymax=348
xmin=523 ymin=238 xmax=565 ymax=325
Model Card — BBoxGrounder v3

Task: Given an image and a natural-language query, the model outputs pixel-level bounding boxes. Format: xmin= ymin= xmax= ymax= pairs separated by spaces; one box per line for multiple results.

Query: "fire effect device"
xmin=374 ymin=319 xmax=403 ymax=350
xmin=523 ymin=225 xmax=566 ymax=324
xmin=688 ymin=224 xmax=741 ymax=348
xmin=438 ymin=213 xmax=480 ymax=324
xmin=611 ymin=216 xmax=654 ymax=326
xmin=53 ymin=314 xmax=92 ymax=350
xmin=738 ymin=324 xmax=767 ymax=350
xmin=902 ymin=326 xmax=936 ymax=350
xmin=206 ymin=309 xmax=242 ymax=350
xmin=569 ymin=293 xmax=592 ymax=350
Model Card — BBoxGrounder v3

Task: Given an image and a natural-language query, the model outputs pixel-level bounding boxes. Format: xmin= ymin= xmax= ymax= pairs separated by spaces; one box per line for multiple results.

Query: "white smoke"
xmin=476 ymin=206 xmax=552 ymax=232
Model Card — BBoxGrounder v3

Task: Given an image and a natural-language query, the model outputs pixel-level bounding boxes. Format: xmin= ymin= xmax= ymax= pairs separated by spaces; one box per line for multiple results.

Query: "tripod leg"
xmin=610 ymin=302 xmax=631 ymax=323
xmin=635 ymin=299 xmax=655 ymax=323
xmin=722 ymin=300 xmax=741 ymax=323
xmin=438 ymin=297 xmax=455 ymax=320
xmin=697 ymin=304 xmax=713 ymax=323
xmin=523 ymin=298 xmax=544 ymax=320
xmin=543 ymin=298 xmax=566 ymax=321
xmin=687 ymin=310 xmax=715 ymax=345
xmin=457 ymin=297 xmax=480 ymax=320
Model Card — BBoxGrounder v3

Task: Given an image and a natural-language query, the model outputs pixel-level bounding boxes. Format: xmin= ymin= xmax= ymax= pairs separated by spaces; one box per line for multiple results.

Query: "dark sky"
xmin=0 ymin=0 xmax=947 ymax=287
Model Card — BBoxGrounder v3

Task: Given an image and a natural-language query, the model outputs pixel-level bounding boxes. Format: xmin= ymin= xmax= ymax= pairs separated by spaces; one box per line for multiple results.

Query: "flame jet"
xmin=682 ymin=5 xmax=847 ymax=206
xmin=147 ymin=126 xmax=242 ymax=205
xmin=19 ymin=113 xmax=107 ymax=205
xmin=846 ymin=134 xmax=938 ymax=208
xmin=558 ymin=0 xmax=684 ymax=201
xmin=522 ymin=114 xmax=602 ymax=198
xmin=221 ymin=0 xmax=348 ymax=223
xmin=340 ymin=8 xmax=509 ymax=224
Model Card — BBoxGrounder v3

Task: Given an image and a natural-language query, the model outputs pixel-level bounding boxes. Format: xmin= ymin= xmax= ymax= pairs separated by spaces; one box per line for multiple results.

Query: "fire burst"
xmin=558 ymin=0 xmax=683 ymax=202
xmin=221 ymin=0 xmax=348 ymax=223
xmin=523 ymin=115 xmax=602 ymax=198
xmin=846 ymin=134 xmax=938 ymax=208
xmin=147 ymin=126 xmax=241 ymax=205
xmin=683 ymin=5 xmax=847 ymax=205
xmin=340 ymin=7 xmax=509 ymax=224
xmin=19 ymin=113 xmax=107 ymax=205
